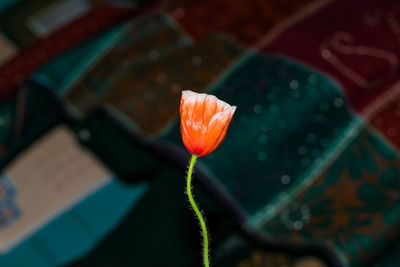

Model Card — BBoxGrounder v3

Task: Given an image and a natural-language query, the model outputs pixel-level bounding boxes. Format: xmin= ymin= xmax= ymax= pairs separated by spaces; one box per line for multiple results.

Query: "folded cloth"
xmin=261 ymin=0 xmax=400 ymax=113
xmin=0 ymin=1 xmax=160 ymax=102
xmin=168 ymin=0 xmax=321 ymax=45
xmin=58 ymin=13 xmax=243 ymax=136
xmin=25 ymin=1 xmax=400 ymax=265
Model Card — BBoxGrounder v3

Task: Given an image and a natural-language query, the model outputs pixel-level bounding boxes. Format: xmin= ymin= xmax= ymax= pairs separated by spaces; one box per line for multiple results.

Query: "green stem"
xmin=186 ymin=154 xmax=209 ymax=267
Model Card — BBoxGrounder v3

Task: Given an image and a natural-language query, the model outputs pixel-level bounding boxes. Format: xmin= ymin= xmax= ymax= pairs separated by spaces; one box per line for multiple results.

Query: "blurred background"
xmin=0 ymin=0 xmax=400 ymax=266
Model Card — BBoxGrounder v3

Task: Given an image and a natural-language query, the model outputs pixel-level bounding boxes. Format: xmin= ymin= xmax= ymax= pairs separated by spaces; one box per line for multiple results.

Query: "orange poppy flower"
xmin=180 ymin=90 xmax=236 ymax=157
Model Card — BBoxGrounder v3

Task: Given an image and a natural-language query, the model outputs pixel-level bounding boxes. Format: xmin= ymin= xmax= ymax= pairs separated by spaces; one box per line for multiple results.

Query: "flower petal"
xmin=202 ymin=106 xmax=236 ymax=156
xmin=180 ymin=90 xmax=236 ymax=156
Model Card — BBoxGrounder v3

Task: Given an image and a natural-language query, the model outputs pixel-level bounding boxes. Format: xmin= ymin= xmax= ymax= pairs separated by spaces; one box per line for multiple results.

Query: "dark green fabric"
xmin=162 ymin=53 xmax=355 ymax=217
xmin=261 ymin=126 xmax=400 ymax=266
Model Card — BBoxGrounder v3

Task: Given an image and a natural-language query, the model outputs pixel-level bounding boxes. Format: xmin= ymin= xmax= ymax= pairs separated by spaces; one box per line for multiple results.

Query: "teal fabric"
xmin=36 ymin=215 xmax=95 ymax=266
xmin=0 ymin=242 xmax=52 ymax=267
xmin=32 ymin=24 xmax=130 ymax=96
xmin=162 ymin=52 xmax=356 ymax=218
xmin=32 ymin=13 xmax=191 ymax=97
xmin=0 ymin=0 xmax=18 ymax=12
xmin=260 ymin=127 xmax=400 ymax=266
xmin=0 ymin=179 xmax=147 ymax=267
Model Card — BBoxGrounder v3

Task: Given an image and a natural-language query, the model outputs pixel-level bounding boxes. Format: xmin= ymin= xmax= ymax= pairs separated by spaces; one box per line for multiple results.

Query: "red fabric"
xmin=261 ymin=0 xmax=400 ymax=113
xmin=0 ymin=3 xmax=161 ymax=102
xmin=169 ymin=0 xmax=318 ymax=45
xmin=372 ymin=93 xmax=400 ymax=150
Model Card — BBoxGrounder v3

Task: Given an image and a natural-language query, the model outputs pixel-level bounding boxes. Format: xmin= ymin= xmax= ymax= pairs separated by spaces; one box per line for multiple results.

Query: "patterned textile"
xmin=162 ymin=52 xmax=355 ymax=217
xmin=261 ymin=127 xmax=400 ymax=266
xmin=168 ymin=0 xmax=321 ymax=45
xmin=0 ymin=0 xmax=159 ymax=101
xmin=1 ymin=0 xmax=400 ymax=266
xmin=261 ymin=0 xmax=400 ymax=113
xmin=63 ymin=13 xmax=243 ymax=136
xmin=371 ymin=95 xmax=400 ymax=150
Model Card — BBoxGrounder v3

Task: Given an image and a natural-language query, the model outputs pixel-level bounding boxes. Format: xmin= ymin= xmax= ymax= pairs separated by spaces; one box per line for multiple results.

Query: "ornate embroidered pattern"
xmin=263 ymin=0 xmax=400 ymax=112
xmin=261 ymin=128 xmax=400 ymax=266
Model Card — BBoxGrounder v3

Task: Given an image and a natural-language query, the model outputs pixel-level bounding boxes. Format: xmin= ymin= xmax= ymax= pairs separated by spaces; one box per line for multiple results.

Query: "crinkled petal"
xmin=180 ymin=90 xmax=236 ymax=156
xmin=201 ymin=106 xmax=236 ymax=156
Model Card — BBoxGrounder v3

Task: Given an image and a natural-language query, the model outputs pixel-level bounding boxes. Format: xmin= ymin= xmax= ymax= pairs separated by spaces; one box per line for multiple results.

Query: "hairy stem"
xmin=186 ymin=154 xmax=209 ymax=267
